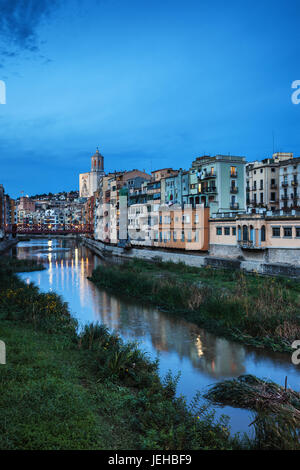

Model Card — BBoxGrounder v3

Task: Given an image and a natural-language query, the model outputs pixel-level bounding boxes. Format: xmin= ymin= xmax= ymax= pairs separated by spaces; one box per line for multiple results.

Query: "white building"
xmin=79 ymin=148 xmax=105 ymax=198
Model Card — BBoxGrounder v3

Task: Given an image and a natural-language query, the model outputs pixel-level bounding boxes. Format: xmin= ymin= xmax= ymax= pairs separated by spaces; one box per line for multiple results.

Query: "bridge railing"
xmin=13 ymin=224 xmax=93 ymax=234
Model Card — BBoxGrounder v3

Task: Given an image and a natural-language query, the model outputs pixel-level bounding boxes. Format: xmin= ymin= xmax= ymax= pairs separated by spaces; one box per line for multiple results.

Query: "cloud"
xmin=0 ymin=0 xmax=60 ymax=57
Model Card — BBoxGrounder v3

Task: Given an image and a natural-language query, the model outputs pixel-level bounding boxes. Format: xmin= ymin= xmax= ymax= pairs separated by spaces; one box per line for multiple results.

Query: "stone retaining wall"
xmin=82 ymin=237 xmax=300 ymax=278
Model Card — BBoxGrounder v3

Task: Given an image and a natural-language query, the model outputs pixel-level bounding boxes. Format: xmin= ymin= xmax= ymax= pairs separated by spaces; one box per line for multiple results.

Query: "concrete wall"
xmin=82 ymin=237 xmax=300 ymax=277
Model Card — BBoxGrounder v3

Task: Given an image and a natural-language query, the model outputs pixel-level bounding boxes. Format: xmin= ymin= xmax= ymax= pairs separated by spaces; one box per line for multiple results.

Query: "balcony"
xmin=230 ymin=202 xmax=239 ymax=210
xmin=205 ymin=186 xmax=217 ymax=193
xmin=270 ymin=183 xmax=277 ymax=189
xmin=230 ymin=172 xmax=238 ymax=178
xmin=200 ymin=172 xmax=216 ymax=180
xmin=230 ymin=186 xmax=238 ymax=194
xmin=292 ymin=180 xmax=298 ymax=186
xmin=282 ymin=182 xmax=288 ymax=188
xmin=238 ymin=240 xmax=266 ymax=251
xmin=281 ymin=195 xmax=289 ymax=200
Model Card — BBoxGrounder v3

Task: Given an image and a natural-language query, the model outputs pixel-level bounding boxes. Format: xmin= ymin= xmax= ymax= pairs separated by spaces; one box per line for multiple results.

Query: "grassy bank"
xmin=89 ymin=258 xmax=300 ymax=353
xmin=0 ymin=256 xmax=244 ymax=450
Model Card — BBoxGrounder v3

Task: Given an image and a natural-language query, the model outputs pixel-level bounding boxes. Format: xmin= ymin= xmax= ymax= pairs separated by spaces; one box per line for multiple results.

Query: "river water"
xmin=12 ymin=238 xmax=300 ymax=437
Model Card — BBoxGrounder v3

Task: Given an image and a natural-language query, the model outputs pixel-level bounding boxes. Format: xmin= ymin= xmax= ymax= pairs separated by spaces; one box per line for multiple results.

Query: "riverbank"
xmin=0 ymin=256 xmax=244 ymax=450
xmin=89 ymin=258 xmax=300 ymax=353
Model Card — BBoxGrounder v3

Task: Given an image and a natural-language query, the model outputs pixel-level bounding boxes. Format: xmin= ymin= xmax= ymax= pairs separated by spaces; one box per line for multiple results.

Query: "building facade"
xmin=79 ymin=148 xmax=105 ymax=198
xmin=246 ymin=153 xmax=292 ymax=211
xmin=189 ymin=155 xmax=246 ymax=215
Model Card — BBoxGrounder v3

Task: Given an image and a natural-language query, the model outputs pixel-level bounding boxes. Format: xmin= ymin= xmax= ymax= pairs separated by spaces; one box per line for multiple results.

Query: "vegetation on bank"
xmin=0 ymin=256 xmax=245 ymax=450
xmin=205 ymin=375 xmax=300 ymax=450
xmin=89 ymin=258 xmax=300 ymax=353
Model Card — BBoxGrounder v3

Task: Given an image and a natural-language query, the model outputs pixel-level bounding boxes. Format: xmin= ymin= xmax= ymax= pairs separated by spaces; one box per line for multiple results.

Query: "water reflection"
xmin=13 ymin=238 xmax=300 ymax=434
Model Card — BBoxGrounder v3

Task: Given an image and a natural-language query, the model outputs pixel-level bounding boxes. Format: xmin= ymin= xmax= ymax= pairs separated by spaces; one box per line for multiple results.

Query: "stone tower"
xmin=91 ymin=147 xmax=104 ymax=173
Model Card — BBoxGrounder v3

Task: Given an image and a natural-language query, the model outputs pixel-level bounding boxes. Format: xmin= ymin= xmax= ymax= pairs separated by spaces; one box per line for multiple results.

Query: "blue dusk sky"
xmin=1 ymin=0 xmax=300 ymax=198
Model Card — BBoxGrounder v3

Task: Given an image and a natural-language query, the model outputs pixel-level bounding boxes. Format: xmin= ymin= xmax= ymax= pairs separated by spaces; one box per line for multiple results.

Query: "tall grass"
xmin=89 ymin=259 xmax=300 ymax=352
xmin=0 ymin=256 xmax=244 ymax=450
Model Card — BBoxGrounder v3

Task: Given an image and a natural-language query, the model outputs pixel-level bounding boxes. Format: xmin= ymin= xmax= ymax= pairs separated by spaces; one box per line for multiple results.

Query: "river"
xmin=11 ymin=238 xmax=300 ymax=437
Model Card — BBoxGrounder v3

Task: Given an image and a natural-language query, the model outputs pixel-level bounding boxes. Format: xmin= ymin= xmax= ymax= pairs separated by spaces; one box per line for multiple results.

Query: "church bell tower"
xmin=91 ymin=147 xmax=104 ymax=173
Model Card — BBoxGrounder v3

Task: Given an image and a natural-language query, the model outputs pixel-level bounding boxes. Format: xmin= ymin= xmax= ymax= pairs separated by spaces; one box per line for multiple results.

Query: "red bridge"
xmin=6 ymin=224 xmax=93 ymax=235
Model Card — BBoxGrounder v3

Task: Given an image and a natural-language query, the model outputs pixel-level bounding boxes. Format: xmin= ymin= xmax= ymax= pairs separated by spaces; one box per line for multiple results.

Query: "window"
xmin=232 ymin=227 xmax=236 ymax=236
xmin=195 ymin=231 xmax=199 ymax=242
xmin=272 ymin=227 xmax=281 ymax=237
xmin=181 ymin=231 xmax=185 ymax=242
xmin=271 ymin=192 xmax=276 ymax=201
xmin=260 ymin=193 xmax=263 ymax=203
xmin=260 ymin=169 xmax=263 ymax=173
xmin=230 ymin=166 xmax=237 ymax=176
xmin=211 ymin=167 xmax=215 ymax=175
xmin=224 ymin=227 xmax=230 ymax=235
xmin=271 ymin=168 xmax=275 ymax=172
xmin=261 ymin=226 xmax=266 ymax=242
xmin=187 ymin=232 xmax=192 ymax=242
xmin=260 ymin=180 xmax=263 ymax=190
xmin=296 ymin=227 xmax=300 ymax=238
xmin=216 ymin=227 xmax=222 ymax=235
xmin=173 ymin=231 xmax=177 ymax=241
xmin=283 ymin=227 xmax=292 ymax=238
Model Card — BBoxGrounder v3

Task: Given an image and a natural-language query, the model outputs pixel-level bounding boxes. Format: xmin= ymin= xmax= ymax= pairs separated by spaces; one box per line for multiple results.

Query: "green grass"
xmin=89 ymin=258 xmax=300 ymax=353
xmin=0 ymin=321 xmax=139 ymax=449
xmin=0 ymin=256 xmax=244 ymax=450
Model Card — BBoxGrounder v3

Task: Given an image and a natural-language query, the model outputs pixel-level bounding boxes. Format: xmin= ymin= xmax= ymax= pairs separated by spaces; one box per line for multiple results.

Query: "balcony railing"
xmin=204 ymin=186 xmax=217 ymax=193
xmin=238 ymin=240 xmax=265 ymax=250
xmin=282 ymin=182 xmax=288 ymax=188
xmin=230 ymin=186 xmax=238 ymax=194
xmin=230 ymin=172 xmax=238 ymax=178
xmin=200 ymin=172 xmax=216 ymax=179
xmin=230 ymin=202 xmax=239 ymax=209
xmin=292 ymin=181 xmax=298 ymax=186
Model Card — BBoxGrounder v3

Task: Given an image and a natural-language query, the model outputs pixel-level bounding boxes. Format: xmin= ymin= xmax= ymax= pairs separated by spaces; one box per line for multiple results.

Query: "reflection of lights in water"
xmin=48 ymin=240 xmax=52 ymax=251
xmin=211 ymin=360 xmax=215 ymax=372
xmin=48 ymin=252 xmax=53 ymax=287
xmin=75 ymin=248 xmax=78 ymax=268
xmin=79 ymin=255 xmax=86 ymax=308
xmin=195 ymin=335 xmax=203 ymax=357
